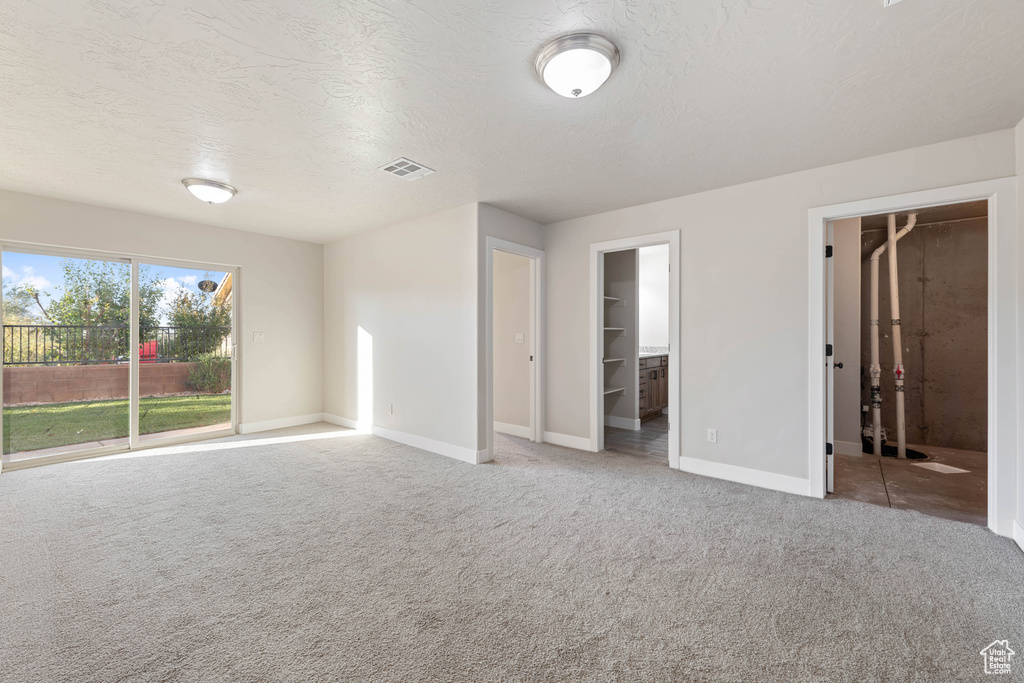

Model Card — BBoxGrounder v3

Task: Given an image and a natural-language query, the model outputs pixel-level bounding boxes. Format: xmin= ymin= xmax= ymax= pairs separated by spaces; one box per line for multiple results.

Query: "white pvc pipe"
xmin=887 ymin=213 xmax=916 ymax=458
xmin=868 ymin=213 xmax=916 ymax=457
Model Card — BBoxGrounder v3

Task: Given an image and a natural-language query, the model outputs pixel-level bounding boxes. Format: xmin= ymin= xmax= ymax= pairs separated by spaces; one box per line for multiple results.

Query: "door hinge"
xmin=825 ymin=343 xmax=833 ymax=357
xmin=826 ymin=442 xmax=833 ymax=455
xmin=825 ymin=245 xmax=833 ymax=258
xmin=530 ymin=355 xmax=534 ymax=361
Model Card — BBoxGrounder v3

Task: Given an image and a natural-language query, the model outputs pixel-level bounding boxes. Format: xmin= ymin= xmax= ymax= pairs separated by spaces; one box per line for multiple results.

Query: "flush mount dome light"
xmin=182 ymin=178 xmax=237 ymax=204
xmin=536 ymin=33 xmax=619 ymax=98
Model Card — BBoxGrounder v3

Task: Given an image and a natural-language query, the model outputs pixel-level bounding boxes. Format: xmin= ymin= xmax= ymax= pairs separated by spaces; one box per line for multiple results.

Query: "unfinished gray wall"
xmin=859 ymin=218 xmax=987 ymax=451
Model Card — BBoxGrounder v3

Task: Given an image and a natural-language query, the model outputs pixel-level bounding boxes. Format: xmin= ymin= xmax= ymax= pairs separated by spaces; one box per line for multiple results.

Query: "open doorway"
xmin=602 ymin=245 xmax=671 ymax=463
xmin=589 ymin=231 xmax=680 ymax=468
xmin=492 ymin=250 xmax=534 ymax=440
xmin=826 ymin=201 xmax=988 ymax=525
xmin=484 ymin=237 xmax=544 ymax=462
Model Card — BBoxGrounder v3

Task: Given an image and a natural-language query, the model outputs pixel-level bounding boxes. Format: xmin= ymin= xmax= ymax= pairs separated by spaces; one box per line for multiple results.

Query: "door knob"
xmin=833 ymin=362 xmax=844 ymax=369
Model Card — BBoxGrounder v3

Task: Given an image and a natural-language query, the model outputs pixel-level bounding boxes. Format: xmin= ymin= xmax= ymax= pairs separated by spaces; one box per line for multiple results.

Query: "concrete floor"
xmin=830 ymin=443 xmax=987 ymax=526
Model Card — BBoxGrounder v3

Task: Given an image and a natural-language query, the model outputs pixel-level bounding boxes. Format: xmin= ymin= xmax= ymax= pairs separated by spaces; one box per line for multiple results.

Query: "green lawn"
xmin=3 ymin=394 xmax=231 ymax=455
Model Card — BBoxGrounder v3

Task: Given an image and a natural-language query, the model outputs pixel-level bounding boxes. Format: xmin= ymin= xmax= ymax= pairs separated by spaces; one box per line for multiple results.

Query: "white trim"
xmin=835 ymin=440 xmax=862 ymax=457
xmin=0 ymin=238 xmax=239 ymax=272
xmin=323 ymin=413 xmax=488 ymax=464
xmin=1013 ymin=521 xmax=1024 ymax=553
xmin=604 ymin=415 xmax=641 ymax=430
xmin=239 ymin=413 xmax=324 ymax=434
xmin=494 ymin=421 xmax=531 ymax=438
xmin=371 ymin=425 xmax=486 ymax=465
xmin=129 ymin=261 xmax=140 ymax=449
xmin=323 ymin=414 xmax=358 ymax=429
xmin=678 ymin=456 xmax=810 ymax=497
xmin=807 ymin=178 xmax=1017 ymax=538
xmin=484 ymin=237 xmax=545 ymax=463
xmin=542 ymin=431 xmax=592 ymax=451
xmin=590 ymin=231 xmax=681 ymax=469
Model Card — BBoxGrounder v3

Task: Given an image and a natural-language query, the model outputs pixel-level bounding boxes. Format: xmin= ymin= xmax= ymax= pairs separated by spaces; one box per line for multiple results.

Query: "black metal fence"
xmin=3 ymin=324 xmax=231 ymax=366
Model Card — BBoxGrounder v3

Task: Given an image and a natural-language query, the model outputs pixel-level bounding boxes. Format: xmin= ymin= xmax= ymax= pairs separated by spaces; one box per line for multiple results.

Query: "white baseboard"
xmin=323 ymin=414 xmax=358 ymax=429
xmin=372 ymin=425 xmax=485 ymax=464
xmin=543 ymin=431 xmax=592 ymax=451
xmin=322 ymin=414 xmax=486 ymax=464
xmin=835 ymin=440 xmax=862 ymax=457
xmin=494 ymin=421 xmax=531 ymax=439
xmin=676 ymin=455 xmax=810 ymax=497
xmin=1014 ymin=521 xmax=1024 ymax=554
xmin=604 ymin=415 xmax=640 ymax=430
xmin=239 ymin=413 xmax=324 ymax=434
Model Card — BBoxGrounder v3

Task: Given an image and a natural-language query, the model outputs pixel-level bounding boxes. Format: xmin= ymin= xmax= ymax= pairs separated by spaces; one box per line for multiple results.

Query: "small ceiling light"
xmin=536 ymin=33 xmax=620 ymax=98
xmin=182 ymin=178 xmax=237 ymax=204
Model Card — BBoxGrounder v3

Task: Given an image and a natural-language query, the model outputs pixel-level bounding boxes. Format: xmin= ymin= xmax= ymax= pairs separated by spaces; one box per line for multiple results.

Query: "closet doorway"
xmin=589 ymin=231 xmax=680 ymax=469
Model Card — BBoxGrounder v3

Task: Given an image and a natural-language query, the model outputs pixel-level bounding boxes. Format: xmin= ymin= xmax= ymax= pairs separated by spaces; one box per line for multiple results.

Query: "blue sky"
xmin=3 ymin=251 xmax=228 ymax=324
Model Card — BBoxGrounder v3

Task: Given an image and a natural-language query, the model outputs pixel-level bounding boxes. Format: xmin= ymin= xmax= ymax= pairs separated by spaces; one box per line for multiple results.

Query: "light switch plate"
xmin=253 ymin=332 xmax=265 ymax=344
xmin=515 ymin=332 xmax=525 ymax=344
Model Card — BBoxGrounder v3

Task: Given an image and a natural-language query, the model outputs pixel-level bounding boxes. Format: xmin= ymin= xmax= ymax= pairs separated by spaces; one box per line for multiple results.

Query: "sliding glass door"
xmin=137 ymin=263 xmax=232 ymax=442
xmin=1 ymin=247 xmax=235 ymax=466
xmin=2 ymin=251 xmax=131 ymax=461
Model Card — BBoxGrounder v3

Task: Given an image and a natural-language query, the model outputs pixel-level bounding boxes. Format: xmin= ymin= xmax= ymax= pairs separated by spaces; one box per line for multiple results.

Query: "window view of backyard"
xmin=2 ymin=252 xmax=232 ymax=460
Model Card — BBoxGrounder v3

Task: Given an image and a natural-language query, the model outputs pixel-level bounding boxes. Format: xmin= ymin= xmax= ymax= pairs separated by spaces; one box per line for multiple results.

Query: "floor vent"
xmin=379 ymin=158 xmax=435 ymax=181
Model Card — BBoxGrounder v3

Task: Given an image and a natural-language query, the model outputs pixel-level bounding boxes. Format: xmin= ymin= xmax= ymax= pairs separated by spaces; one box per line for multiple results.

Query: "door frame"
xmin=589 ymin=230 xmax=681 ymax=469
xmin=807 ymin=177 xmax=1017 ymax=538
xmin=483 ymin=236 xmax=544 ymax=461
xmin=0 ymin=240 xmax=240 ymax=472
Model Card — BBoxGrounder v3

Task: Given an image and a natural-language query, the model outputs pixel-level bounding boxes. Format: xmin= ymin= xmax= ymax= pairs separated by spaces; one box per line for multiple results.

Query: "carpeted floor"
xmin=1 ymin=423 xmax=1021 ymax=682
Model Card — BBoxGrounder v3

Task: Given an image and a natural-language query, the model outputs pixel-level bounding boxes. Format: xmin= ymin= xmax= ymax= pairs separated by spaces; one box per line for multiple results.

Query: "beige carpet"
xmin=1 ymin=423 xmax=1021 ymax=682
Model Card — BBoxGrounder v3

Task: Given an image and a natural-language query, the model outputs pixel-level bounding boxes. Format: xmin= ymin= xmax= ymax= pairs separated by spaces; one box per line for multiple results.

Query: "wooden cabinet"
xmin=639 ymin=355 xmax=668 ymax=421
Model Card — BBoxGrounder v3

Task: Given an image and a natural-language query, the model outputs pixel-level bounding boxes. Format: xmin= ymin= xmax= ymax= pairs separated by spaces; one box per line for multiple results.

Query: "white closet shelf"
xmin=603 ymin=387 xmax=625 ymax=395
xmin=603 ymin=358 xmax=625 ymax=363
xmin=603 ymin=296 xmax=621 ymax=303
xmin=603 ymin=327 xmax=625 ymax=331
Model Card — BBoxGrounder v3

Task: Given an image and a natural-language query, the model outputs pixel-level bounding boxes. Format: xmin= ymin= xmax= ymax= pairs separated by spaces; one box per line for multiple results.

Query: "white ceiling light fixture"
xmin=182 ymin=178 xmax=237 ymax=204
xmin=536 ymin=33 xmax=620 ymax=99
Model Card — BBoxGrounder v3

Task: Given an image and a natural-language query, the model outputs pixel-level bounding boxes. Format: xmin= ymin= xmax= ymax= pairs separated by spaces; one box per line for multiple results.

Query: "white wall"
xmin=638 ymin=244 xmax=670 ymax=349
xmin=493 ymin=250 xmax=530 ymax=431
xmin=543 ymin=129 xmax=1016 ymax=481
xmin=323 ymin=204 xmax=480 ymax=459
xmin=323 ymin=202 xmax=543 ymax=462
xmin=0 ymin=189 xmax=324 ymax=431
xmin=1016 ymin=116 xmax=1024 ymax=547
xmin=832 ymin=218 xmax=861 ymax=453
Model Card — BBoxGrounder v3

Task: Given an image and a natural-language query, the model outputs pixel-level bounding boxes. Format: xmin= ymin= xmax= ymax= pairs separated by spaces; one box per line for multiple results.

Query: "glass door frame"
xmin=0 ymin=242 xmax=240 ymax=471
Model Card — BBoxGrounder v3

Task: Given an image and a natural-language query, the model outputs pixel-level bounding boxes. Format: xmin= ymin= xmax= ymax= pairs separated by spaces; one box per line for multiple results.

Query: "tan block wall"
xmin=3 ymin=363 xmax=199 ymax=405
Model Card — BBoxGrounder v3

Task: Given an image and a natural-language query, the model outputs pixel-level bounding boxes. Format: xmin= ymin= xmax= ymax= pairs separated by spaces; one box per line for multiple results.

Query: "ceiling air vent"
xmin=379 ymin=157 xmax=435 ymax=181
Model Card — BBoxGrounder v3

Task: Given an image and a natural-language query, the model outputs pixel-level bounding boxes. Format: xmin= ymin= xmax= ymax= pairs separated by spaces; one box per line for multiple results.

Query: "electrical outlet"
xmin=252 ymin=332 xmax=265 ymax=344
xmin=707 ymin=428 xmax=717 ymax=444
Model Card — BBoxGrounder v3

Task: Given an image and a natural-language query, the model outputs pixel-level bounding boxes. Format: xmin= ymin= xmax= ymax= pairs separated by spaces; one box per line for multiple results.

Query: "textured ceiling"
xmin=1 ymin=0 xmax=1023 ymax=243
